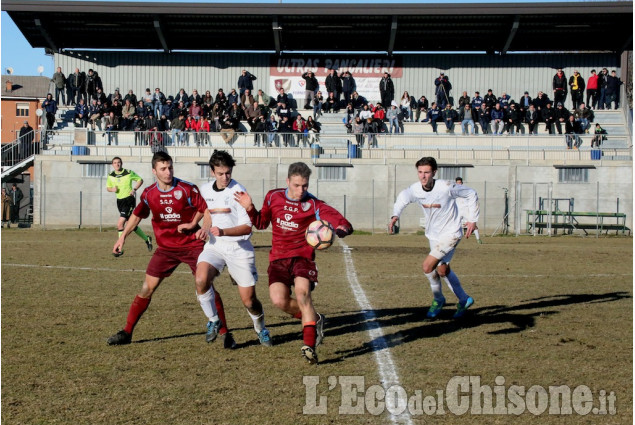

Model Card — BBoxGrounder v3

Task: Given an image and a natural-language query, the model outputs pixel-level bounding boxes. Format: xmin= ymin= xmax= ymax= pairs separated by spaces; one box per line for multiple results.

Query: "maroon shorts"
xmin=268 ymin=257 xmax=318 ymax=288
xmin=146 ymin=246 xmax=204 ymax=278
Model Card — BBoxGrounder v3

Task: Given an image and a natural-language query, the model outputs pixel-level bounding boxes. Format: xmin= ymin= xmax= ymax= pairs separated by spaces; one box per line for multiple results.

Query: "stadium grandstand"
xmin=1 ymin=1 xmax=632 ymax=234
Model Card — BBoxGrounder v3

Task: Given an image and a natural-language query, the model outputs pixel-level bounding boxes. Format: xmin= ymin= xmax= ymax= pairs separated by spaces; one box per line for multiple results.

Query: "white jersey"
xmin=392 ymin=179 xmax=479 ymax=241
xmin=200 ymin=179 xmax=252 ymax=244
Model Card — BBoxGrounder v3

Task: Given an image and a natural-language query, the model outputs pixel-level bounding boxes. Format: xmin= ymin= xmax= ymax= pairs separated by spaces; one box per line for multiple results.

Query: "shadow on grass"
xmin=318 ymin=291 xmax=631 ymax=364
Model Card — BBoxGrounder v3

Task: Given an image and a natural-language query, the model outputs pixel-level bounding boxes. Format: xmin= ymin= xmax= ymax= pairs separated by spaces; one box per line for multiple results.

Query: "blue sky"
xmin=0 ymin=0 xmax=609 ymax=77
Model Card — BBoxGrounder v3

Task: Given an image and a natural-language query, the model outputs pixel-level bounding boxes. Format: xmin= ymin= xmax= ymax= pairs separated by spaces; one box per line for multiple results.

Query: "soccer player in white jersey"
xmin=195 ymin=150 xmax=272 ymax=347
xmin=455 ymin=177 xmax=482 ymax=244
xmin=389 ymin=157 xmax=479 ymax=319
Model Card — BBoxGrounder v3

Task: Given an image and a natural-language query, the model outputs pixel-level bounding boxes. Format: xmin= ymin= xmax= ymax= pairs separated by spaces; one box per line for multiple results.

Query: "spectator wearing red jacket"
xmin=198 ymin=117 xmax=211 ymax=146
xmin=586 ymin=69 xmax=599 ymax=109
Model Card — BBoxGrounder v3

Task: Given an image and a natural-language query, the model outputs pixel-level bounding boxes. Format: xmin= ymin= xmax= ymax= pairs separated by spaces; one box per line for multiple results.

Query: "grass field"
xmin=1 ymin=229 xmax=632 ymax=424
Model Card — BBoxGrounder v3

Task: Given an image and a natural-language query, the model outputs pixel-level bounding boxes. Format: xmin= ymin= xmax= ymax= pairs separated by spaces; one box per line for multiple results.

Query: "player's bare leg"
xmin=107 ymin=274 xmax=163 ymax=345
xmin=269 ymin=282 xmax=301 ymax=317
xmin=238 ymin=285 xmax=271 ymax=346
xmin=295 ymin=277 xmax=320 ymax=364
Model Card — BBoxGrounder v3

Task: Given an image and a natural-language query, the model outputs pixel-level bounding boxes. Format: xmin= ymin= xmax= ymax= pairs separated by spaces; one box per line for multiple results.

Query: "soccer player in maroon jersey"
xmin=235 ymin=162 xmax=353 ymax=364
xmin=107 ymin=152 xmax=234 ymax=347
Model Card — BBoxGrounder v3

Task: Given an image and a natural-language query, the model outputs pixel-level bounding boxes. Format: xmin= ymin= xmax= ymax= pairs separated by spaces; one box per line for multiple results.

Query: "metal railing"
xmin=1 ymin=130 xmax=44 ymax=169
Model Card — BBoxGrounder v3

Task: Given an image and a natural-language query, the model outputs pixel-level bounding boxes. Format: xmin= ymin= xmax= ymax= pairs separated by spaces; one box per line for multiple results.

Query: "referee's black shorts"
xmin=116 ymin=195 xmax=136 ymax=219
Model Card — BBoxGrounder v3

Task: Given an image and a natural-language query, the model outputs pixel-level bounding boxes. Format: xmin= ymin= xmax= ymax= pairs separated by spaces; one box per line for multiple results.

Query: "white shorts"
xmin=197 ymin=239 xmax=258 ymax=287
xmin=428 ymin=235 xmax=461 ymax=264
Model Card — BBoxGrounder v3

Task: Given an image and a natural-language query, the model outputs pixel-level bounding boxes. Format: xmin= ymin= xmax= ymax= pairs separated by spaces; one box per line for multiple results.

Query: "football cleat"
xmin=145 ymin=236 xmax=153 ymax=252
xmin=453 ymin=296 xmax=474 ymax=319
xmin=258 ymin=329 xmax=273 ymax=347
xmin=206 ymin=320 xmax=222 ymax=343
xmin=107 ymin=330 xmax=131 ymax=345
xmin=301 ymin=345 xmax=318 ymax=365
xmin=221 ymin=332 xmax=237 ymax=349
xmin=477 ymin=238 xmax=483 ymax=245
xmin=426 ymin=298 xmax=445 ymax=319
xmin=315 ymin=313 xmax=326 ymax=346
xmin=113 ymin=249 xmax=124 ymax=257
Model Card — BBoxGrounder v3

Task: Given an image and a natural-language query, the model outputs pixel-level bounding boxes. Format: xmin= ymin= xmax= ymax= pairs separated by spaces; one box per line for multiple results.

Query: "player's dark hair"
xmin=288 ymin=162 xmax=312 ymax=179
xmin=209 ymin=150 xmax=236 ymax=171
xmin=455 ymin=177 xmax=463 ymax=183
xmin=415 ymin=157 xmax=438 ymax=170
xmin=111 ymin=156 xmax=122 ymax=164
xmin=152 ymin=151 xmax=172 ymax=169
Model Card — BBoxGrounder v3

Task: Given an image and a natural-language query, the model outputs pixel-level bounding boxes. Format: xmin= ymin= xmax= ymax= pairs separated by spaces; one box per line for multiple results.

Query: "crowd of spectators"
xmin=45 ymin=65 xmax=622 ymax=149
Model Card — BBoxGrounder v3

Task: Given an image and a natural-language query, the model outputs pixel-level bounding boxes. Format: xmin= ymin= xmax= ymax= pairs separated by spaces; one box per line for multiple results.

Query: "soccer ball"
xmin=305 ymin=220 xmax=334 ymax=250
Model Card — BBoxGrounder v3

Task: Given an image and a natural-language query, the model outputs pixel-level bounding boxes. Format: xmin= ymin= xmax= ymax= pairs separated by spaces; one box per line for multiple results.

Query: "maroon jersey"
xmin=248 ymin=188 xmax=353 ymax=262
xmin=133 ymin=178 xmax=207 ymax=251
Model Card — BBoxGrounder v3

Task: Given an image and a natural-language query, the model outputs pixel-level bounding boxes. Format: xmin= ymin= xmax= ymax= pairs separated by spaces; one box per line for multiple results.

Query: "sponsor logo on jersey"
xmin=165 ymin=207 xmax=173 ymax=213
xmin=302 ymin=202 xmax=311 ymax=211
xmin=276 ymin=217 xmax=299 ymax=229
xmin=284 ymin=213 xmax=293 ymax=221
xmin=174 ymin=190 xmax=183 ymax=200
xmin=160 ymin=212 xmax=181 ymax=221
xmin=160 ymin=194 xmax=172 ymax=198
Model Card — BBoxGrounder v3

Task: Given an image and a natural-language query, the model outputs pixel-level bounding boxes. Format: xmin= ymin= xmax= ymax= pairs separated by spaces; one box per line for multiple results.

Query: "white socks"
xmin=197 ymin=287 xmax=218 ymax=323
xmin=248 ymin=310 xmax=266 ymax=333
xmin=425 ymin=271 xmax=445 ymax=302
xmin=473 ymin=229 xmax=481 ymax=241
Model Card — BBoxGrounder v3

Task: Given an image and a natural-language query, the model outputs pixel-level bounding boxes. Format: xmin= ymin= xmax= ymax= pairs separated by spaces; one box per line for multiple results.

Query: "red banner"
xmin=270 ymin=56 xmax=402 ymax=78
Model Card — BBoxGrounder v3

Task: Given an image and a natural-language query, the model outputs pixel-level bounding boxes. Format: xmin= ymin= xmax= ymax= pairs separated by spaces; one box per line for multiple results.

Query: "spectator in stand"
xmin=215 ymin=89 xmax=228 ymax=112
xmin=67 ymin=68 xmax=84 ymax=105
xmin=202 ymin=91 xmax=214 ymax=117
xmin=93 ymin=87 xmax=107 ymax=106
xmin=198 ymin=117 xmax=211 ymax=146
xmin=552 ymin=68 xmax=568 ymax=107
xmin=89 ymin=98 xmax=102 ymax=131
xmin=498 ymin=92 xmax=511 ymax=109
xmin=109 ymin=89 xmax=123 ymax=105
xmin=142 ymin=88 xmax=153 ymax=112
xmin=255 ymin=89 xmax=271 ymax=115
xmin=277 ymin=103 xmax=291 ymax=120
xmin=244 ymin=102 xmax=261 ymax=131
xmin=379 ymin=72 xmax=395 ymax=109
xmin=276 ymin=88 xmax=289 ymax=115
xmin=526 ymin=104 xmax=539 ymax=135
xmin=211 ymin=103 xmax=222 ymax=131
xmin=293 ymin=114 xmax=309 ymax=147
xmin=51 ymin=67 xmax=67 ymax=106
xmin=253 ymin=114 xmax=267 ymax=147
xmin=184 ymin=115 xmax=197 ymax=146
xmin=228 ymin=102 xmax=243 ymax=123
xmin=542 ymin=101 xmax=556 ymax=134
xmin=136 ymin=100 xmax=148 ymax=119
xmin=372 ymin=103 xmax=385 ymax=121
xmin=565 ymin=114 xmax=583 ymax=149
xmin=323 ymin=92 xmax=340 ymax=113
xmin=18 ymin=121 xmax=34 ymax=159
xmin=460 ymin=104 xmax=475 ymax=135
xmin=325 ymin=69 xmax=342 ymax=105
xmin=415 ymin=95 xmax=429 ymax=122
xmin=227 ymin=89 xmax=241 ymax=108
xmin=341 ymin=71 xmax=356 ymax=106
xmin=85 ymin=69 xmax=102 ymax=102
xmin=171 ymin=112 xmax=186 ymax=146
xmin=124 ymin=89 xmax=138 ymax=107
xmin=100 ymin=101 xmax=115 ymax=144
xmin=483 ymin=89 xmax=497 ymax=110
xmin=121 ymin=99 xmax=136 ymax=131
xmin=42 ymin=93 xmax=58 ymax=131
xmin=351 ymin=91 xmax=367 ymax=112
xmin=518 ymin=91 xmax=532 ymax=122
xmin=477 ymin=103 xmax=491 ymax=134
xmin=278 ymin=116 xmax=293 ymax=147
xmin=175 ymin=100 xmax=188 ymax=120
xmin=427 ymin=102 xmax=441 ymax=134
xmin=569 ymin=70 xmax=585 ymax=110
xmin=302 ymin=71 xmax=319 ymax=109
xmin=597 ymin=68 xmax=609 ymax=110
xmin=471 ymin=92 xmax=483 ymax=121
xmin=504 ymin=103 xmax=521 ymax=135
xmin=605 ymin=70 xmax=622 ymax=110
xmin=434 ymin=72 xmax=451 ymax=108
xmin=490 ymin=103 xmax=505 ymax=135
xmin=400 ymin=91 xmax=413 ymax=122
xmin=458 ymin=91 xmax=471 ymax=109
xmin=74 ymin=98 xmax=89 ymax=128
xmin=189 ymin=89 xmax=202 ymax=106
xmin=237 ymin=70 xmax=257 ymax=95
xmin=189 ymin=100 xmax=203 ymax=119
xmin=353 ymin=116 xmax=364 ymax=147
xmin=573 ymin=102 xmax=593 ymax=133
xmin=133 ymin=115 xmax=145 ymax=146
xmin=162 ymin=98 xmax=175 ymax=120
xmin=554 ymin=102 xmax=570 ymax=135
xmin=387 ymin=102 xmax=400 ymax=134
xmin=175 ymin=88 xmax=189 ymax=107
xmin=241 ymin=89 xmax=255 ymax=113
xmin=586 ymin=69 xmax=599 ymax=109
xmin=266 ymin=114 xmax=278 ymax=147
xmin=152 ymin=88 xmax=166 ymax=118
xmin=313 ymin=91 xmax=324 ymax=119
xmin=532 ymin=91 xmax=550 ymax=115
xmin=144 ymin=112 xmax=160 ymax=148
xmin=442 ymin=104 xmax=456 ymax=133
xmin=358 ymin=103 xmax=373 ymax=121
xmin=591 ymin=123 xmax=607 ymax=148
xmin=364 ymin=117 xmax=379 ymax=148
xmin=344 ymin=103 xmax=355 ymax=131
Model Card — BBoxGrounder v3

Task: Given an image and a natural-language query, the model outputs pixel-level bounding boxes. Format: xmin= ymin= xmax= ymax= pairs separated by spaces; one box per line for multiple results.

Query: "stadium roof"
xmin=2 ymin=1 xmax=633 ymax=54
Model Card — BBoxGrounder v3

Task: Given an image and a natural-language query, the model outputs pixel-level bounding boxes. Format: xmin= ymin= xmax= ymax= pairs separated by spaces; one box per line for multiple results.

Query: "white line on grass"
xmin=338 ymin=240 xmax=414 ymax=425
xmin=2 ymin=263 xmax=191 ymax=274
